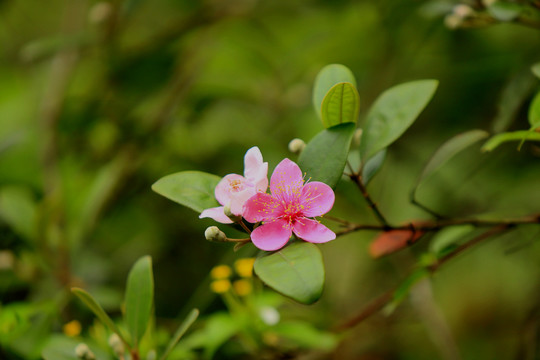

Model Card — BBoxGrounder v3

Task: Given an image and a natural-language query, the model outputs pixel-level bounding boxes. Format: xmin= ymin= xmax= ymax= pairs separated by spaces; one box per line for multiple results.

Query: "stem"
xmin=349 ymin=173 xmax=390 ymax=228
xmin=336 ymin=214 xmax=540 ymax=237
xmin=335 ymin=225 xmax=509 ymax=331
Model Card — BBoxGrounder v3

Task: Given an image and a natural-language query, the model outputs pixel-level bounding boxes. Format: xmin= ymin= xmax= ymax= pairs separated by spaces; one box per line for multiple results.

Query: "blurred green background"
xmin=1 ymin=0 xmax=540 ymax=359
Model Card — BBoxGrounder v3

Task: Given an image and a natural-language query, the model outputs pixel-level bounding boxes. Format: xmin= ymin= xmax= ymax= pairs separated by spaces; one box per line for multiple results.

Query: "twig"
xmin=334 ymin=225 xmax=509 ymax=331
xmin=349 ymin=173 xmax=390 ymax=228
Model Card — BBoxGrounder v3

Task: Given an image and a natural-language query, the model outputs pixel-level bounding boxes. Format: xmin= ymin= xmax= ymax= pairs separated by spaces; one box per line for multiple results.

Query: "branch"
xmin=349 ymin=173 xmax=390 ymax=228
xmin=334 ymin=225 xmax=509 ymax=331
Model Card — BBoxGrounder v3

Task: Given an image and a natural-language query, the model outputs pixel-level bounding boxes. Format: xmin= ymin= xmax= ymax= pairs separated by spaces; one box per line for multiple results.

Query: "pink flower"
xmin=200 ymin=147 xmax=268 ymax=224
xmin=243 ymin=158 xmax=336 ymax=251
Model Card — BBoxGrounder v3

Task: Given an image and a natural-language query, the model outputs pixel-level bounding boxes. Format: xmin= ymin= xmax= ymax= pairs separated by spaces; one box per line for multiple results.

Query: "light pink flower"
xmin=243 ymin=158 xmax=336 ymax=251
xmin=200 ymin=147 xmax=268 ymax=224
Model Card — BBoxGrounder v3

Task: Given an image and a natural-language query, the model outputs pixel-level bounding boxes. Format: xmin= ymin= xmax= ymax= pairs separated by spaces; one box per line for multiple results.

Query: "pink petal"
xmin=243 ymin=193 xmax=283 ymax=223
xmin=244 ymin=147 xmax=268 ymax=193
xmin=229 ymin=188 xmax=256 ymax=216
xmin=292 ymin=218 xmax=335 ymax=243
xmin=300 ymin=181 xmax=335 ymax=217
xmin=199 ymin=206 xmax=233 ymax=224
xmin=270 ymin=159 xmax=304 ymax=199
xmin=251 ymin=219 xmax=292 ymax=251
xmin=215 ymin=174 xmax=245 ymax=206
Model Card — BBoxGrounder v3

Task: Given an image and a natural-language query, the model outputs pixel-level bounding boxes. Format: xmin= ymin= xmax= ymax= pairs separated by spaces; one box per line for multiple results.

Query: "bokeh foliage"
xmin=1 ymin=0 xmax=540 ymax=359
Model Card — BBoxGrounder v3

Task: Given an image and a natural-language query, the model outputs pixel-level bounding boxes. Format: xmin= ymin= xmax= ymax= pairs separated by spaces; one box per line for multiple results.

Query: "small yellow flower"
xmin=234 ymin=258 xmax=255 ymax=278
xmin=233 ymin=279 xmax=252 ymax=296
xmin=210 ymin=265 xmax=232 ymax=279
xmin=63 ymin=320 xmax=82 ymax=337
xmin=210 ymin=279 xmax=231 ymax=294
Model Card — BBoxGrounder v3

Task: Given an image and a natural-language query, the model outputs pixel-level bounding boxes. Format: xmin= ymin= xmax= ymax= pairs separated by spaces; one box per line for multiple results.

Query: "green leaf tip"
xmin=313 ymin=64 xmax=357 ymax=120
xmin=360 ymin=79 xmax=438 ymax=162
xmin=125 ymin=255 xmax=154 ymax=348
xmin=152 ymin=171 xmax=221 ymax=213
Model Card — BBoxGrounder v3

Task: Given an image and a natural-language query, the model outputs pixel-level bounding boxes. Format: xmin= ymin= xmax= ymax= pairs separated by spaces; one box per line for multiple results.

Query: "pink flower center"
xmin=229 ymin=179 xmax=244 ymax=192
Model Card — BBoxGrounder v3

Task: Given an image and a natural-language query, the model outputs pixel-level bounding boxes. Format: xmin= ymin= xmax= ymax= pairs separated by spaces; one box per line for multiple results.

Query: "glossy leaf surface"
xmin=254 ymin=242 xmax=325 ymax=304
xmin=360 ymin=80 xmax=438 ymax=162
xmin=298 ymin=123 xmax=356 ymax=188
xmin=321 ymin=82 xmax=360 ymax=128
xmin=313 ymin=64 xmax=356 ymax=119
xmin=152 ymin=171 xmax=221 ymax=213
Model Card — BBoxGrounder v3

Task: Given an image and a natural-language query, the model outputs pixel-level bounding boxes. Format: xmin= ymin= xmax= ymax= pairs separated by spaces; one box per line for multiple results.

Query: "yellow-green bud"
xmin=205 ymin=226 xmax=227 ymax=242
xmin=353 ymin=129 xmax=363 ymax=147
xmin=288 ymin=138 xmax=306 ymax=154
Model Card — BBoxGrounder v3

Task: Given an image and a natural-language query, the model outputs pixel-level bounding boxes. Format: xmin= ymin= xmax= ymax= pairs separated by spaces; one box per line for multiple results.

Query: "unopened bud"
xmin=444 ymin=14 xmax=462 ymax=29
xmin=75 ymin=343 xmax=95 ymax=360
xmin=108 ymin=333 xmax=124 ymax=357
xmin=205 ymin=226 xmax=227 ymax=242
xmin=288 ymin=138 xmax=306 ymax=154
xmin=224 ymin=205 xmax=242 ymax=223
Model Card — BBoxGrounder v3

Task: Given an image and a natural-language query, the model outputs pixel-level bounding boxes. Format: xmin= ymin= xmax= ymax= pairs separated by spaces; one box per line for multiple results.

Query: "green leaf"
xmin=487 ymin=1 xmax=523 ymax=21
xmin=416 ymin=130 xmax=488 ymax=189
xmin=429 ymin=225 xmax=474 ymax=256
xmin=482 ymin=130 xmax=540 ymax=152
xmin=152 ymin=171 xmax=221 ymax=213
xmin=528 ymin=91 xmax=540 ymax=130
xmin=42 ymin=335 xmax=113 ymax=360
xmin=159 ymin=308 xmax=199 ymax=360
xmin=125 ymin=255 xmax=154 ymax=348
xmin=298 ymin=123 xmax=356 ymax=188
xmin=313 ymin=64 xmax=357 ymax=119
xmin=71 ymin=288 xmax=130 ymax=348
xmin=360 ymin=80 xmax=438 ymax=162
xmin=254 ymin=242 xmax=325 ymax=305
xmin=362 ymin=149 xmax=386 ymax=185
xmin=320 ymin=82 xmax=360 ymax=128
xmin=532 ymin=63 xmax=540 ymax=79
xmin=491 ymin=70 xmax=536 ymax=133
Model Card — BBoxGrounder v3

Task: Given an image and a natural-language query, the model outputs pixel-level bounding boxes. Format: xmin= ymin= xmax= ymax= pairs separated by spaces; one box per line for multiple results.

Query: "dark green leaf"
xmin=313 ymin=64 xmax=357 ymax=119
xmin=360 ymin=80 xmax=438 ymax=162
xmin=254 ymin=242 xmax=325 ymax=305
xmin=320 ymin=82 xmax=360 ymax=128
xmin=416 ymin=130 xmax=488 ymax=189
xmin=71 ymin=288 xmax=130 ymax=348
xmin=298 ymin=123 xmax=356 ymax=188
xmin=362 ymin=149 xmax=386 ymax=185
xmin=482 ymin=130 xmax=540 ymax=152
xmin=160 ymin=308 xmax=199 ymax=360
xmin=487 ymin=1 xmax=523 ymax=21
xmin=125 ymin=255 xmax=154 ymax=348
xmin=491 ymin=70 xmax=536 ymax=133
xmin=529 ymin=91 xmax=540 ymax=130
xmin=152 ymin=171 xmax=221 ymax=213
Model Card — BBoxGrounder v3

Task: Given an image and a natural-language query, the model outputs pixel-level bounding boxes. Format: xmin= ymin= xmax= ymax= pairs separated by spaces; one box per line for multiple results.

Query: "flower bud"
xmin=224 ymin=205 xmax=242 ymax=223
xmin=453 ymin=4 xmax=474 ymax=18
xmin=89 ymin=2 xmax=112 ymax=24
xmin=108 ymin=333 xmax=124 ymax=357
xmin=205 ymin=226 xmax=227 ymax=242
xmin=75 ymin=343 xmax=95 ymax=360
xmin=288 ymin=138 xmax=306 ymax=154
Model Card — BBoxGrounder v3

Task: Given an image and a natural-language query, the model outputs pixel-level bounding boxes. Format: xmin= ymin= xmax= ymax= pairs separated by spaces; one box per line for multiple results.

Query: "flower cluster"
xmin=201 ymin=147 xmax=336 ymax=251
